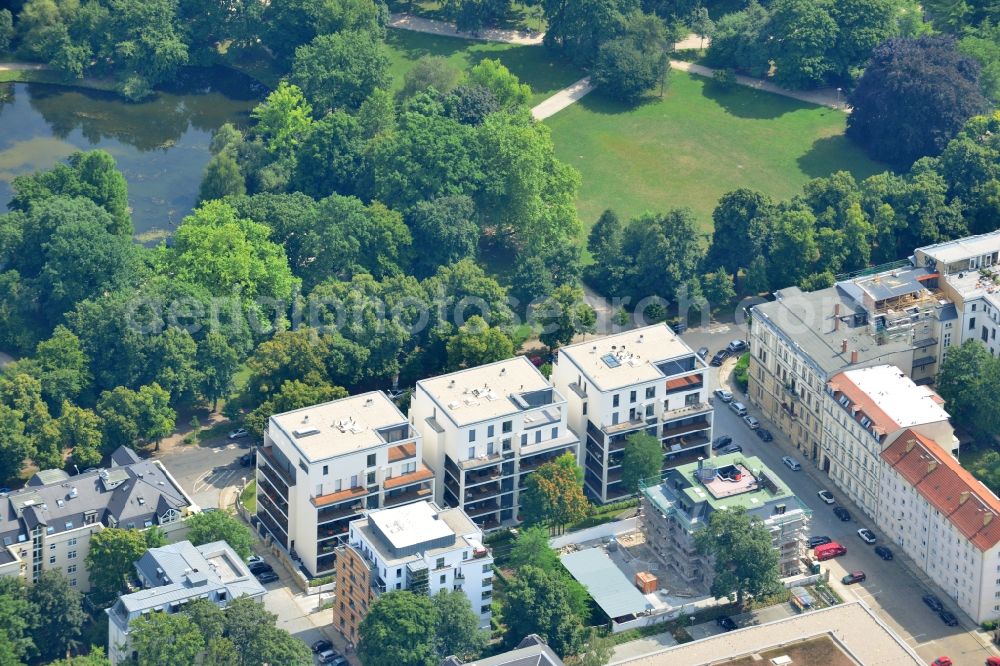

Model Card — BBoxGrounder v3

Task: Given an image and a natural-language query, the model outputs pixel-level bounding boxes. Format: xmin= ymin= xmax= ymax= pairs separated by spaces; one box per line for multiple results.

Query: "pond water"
xmin=0 ymin=68 xmax=264 ymax=241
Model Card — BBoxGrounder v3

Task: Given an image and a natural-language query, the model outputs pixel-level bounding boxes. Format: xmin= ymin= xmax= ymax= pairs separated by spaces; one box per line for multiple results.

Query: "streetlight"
xmin=836 ymin=87 xmax=842 ymax=109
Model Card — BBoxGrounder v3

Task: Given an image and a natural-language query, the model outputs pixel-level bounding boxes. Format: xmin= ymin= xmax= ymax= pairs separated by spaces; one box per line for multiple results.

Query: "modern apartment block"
xmin=0 ymin=446 xmax=194 ymax=592
xmin=640 ymin=453 xmax=810 ymax=590
xmin=551 ymin=324 xmax=713 ymax=503
xmin=332 ymin=501 xmax=493 ymax=644
xmin=914 ymin=230 xmax=1000 ymax=354
xmin=822 ymin=365 xmax=957 ymax=520
xmin=748 ymin=263 xmax=953 ymax=463
xmin=106 ymin=540 xmax=265 ymax=664
xmin=409 ymin=357 xmax=579 ymax=529
xmin=256 ymin=391 xmax=434 ymax=577
xmin=878 ymin=431 xmax=1000 ymax=623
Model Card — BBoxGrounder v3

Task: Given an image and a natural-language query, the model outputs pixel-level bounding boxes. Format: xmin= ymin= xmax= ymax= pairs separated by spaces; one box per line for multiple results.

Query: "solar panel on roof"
xmin=601 ymin=354 xmax=621 ymax=368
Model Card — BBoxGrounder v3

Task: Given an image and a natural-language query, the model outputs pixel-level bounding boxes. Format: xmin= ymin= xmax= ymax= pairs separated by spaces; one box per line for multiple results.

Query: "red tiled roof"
xmin=881 ymin=430 xmax=1000 ymax=551
xmin=829 ymin=372 xmax=899 ymax=432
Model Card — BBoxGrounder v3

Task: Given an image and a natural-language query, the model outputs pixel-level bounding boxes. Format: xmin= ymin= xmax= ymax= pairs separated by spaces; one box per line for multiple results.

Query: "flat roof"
xmin=753 ymin=285 xmax=920 ymax=376
xmin=675 ymin=453 xmax=795 ymax=511
xmin=917 ymin=229 xmax=1000 ymax=266
xmin=269 ymin=391 xmax=409 ymax=461
xmin=853 ymin=266 xmax=936 ymax=302
xmin=368 ymin=501 xmax=454 ymax=551
xmin=829 ymin=365 xmax=949 ymax=431
xmin=417 ymin=357 xmax=554 ymax=427
xmin=612 ymin=601 xmax=923 ymax=666
xmin=560 ymin=547 xmax=654 ymax=619
xmin=558 ymin=324 xmax=695 ymax=392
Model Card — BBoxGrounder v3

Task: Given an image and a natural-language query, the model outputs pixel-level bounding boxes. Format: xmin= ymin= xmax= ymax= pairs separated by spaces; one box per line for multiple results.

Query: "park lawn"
xmin=390 ymin=0 xmax=546 ymax=32
xmin=385 ymin=29 xmax=583 ymax=105
xmin=544 ymin=71 xmax=889 ymax=233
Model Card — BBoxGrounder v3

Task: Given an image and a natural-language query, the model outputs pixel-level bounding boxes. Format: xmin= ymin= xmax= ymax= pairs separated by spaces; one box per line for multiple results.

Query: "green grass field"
xmin=545 ymin=72 xmax=889 ymax=232
xmin=385 ymin=29 xmax=583 ymax=105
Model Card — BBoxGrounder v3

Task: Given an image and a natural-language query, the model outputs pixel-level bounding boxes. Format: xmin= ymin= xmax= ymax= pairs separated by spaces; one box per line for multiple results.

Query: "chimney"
xmin=834 ymin=316 xmax=840 ymax=331
xmin=697 ymin=457 xmax=703 ymax=472
xmin=959 ymin=491 xmax=971 ymax=505
xmin=986 ymin=513 xmax=995 ymax=527
xmin=850 ymin=350 xmax=859 ymax=364
xmin=835 ymin=303 xmax=841 ymax=316
xmin=905 ymin=438 xmax=917 ymax=452
xmin=927 ymin=460 xmax=938 ymax=474
xmin=841 ymin=339 xmax=848 ymax=353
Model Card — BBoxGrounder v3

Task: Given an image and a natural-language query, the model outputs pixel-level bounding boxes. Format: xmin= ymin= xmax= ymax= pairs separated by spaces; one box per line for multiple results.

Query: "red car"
xmin=986 ymin=657 xmax=1000 ymax=666
xmin=931 ymin=658 xmax=952 ymax=666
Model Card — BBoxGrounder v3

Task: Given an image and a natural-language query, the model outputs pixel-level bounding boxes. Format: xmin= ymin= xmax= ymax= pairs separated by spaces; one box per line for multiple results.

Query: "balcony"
xmin=465 ymin=467 xmax=502 ymax=486
xmin=913 ymin=337 xmax=937 ymax=349
xmin=385 ymin=466 xmax=434 ymax=490
xmin=586 ymin=420 xmax=606 ymax=446
xmin=257 ymin=505 xmax=288 ymax=545
xmin=465 ymin=499 xmax=500 ymax=517
xmin=258 ymin=494 xmax=289 ymax=531
xmin=258 ymin=485 xmax=289 ymax=516
xmin=384 ymin=484 xmax=433 ymax=508
xmin=311 ymin=485 xmax=369 ymax=509
xmin=458 ymin=453 xmax=503 ymax=471
xmin=257 ymin=461 xmax=292 ymax=499
xmin=912 ymin=355 xmax=936 ymax=369
xmin=603 ymin=415 xmax=657 ymax=436
xmin=661 ymin=418 xmax=711 ymax=438
xmin=388 ymin=442 xmax=418 ymax=463
xmin=317 ymin=522 xmax=350 ymax=542
xmin=465 ymin=483 xmax=500 ymax=502
xmin=664 ymin=374 xmax=704 ymax=395
xmin=662 ymin=402 xmax=712 ymax=421
xmin=258 ymin=447 xmax=295 ymax=488
xmin=317 ymin=501 xmax=365 ymax=524
xmin=663 ymin=433 xmax=710 ymax=452
xmin=519 ymin=449 xmax=573 ymax=473
xmin=663 ymin=448 xmax=709 ymax=468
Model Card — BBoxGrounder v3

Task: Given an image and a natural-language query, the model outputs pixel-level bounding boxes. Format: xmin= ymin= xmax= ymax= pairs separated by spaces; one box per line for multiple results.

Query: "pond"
xmin=0 ymin=67 xmax=264 ymax=241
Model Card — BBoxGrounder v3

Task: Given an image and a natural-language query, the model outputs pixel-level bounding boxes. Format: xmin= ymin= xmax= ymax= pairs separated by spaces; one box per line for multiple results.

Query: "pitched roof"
xmin=881 ymin=430 xmax=1000 ymax=550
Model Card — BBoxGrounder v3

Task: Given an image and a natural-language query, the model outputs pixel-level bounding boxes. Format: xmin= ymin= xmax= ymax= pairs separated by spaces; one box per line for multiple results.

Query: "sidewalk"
xmin=388 ymin=13 xmax=543 ymax=45
xmin=531 ymin=76 xmax=593 ymax=120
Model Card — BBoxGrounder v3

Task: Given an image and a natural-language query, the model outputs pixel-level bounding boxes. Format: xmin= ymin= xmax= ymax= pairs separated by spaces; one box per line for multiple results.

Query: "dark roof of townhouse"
xmin=442 ymin=635 xmax=564 ymax=666
xmin=0 ymin=446 xmax=191 ymax=548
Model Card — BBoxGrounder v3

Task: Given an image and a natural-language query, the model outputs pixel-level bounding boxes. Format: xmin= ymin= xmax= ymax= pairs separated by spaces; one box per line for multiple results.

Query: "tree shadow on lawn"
xmin=797 ymin=135 xmax=888 ymax=180
xmin=700 ymin=79 xmax=814 ymax=120
xmin=574 ymin=89 xmax=666 ymax=115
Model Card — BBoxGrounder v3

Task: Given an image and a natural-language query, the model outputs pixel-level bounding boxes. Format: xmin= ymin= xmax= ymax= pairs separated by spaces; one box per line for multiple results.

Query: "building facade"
xmin=878 ymin=431 xmax=1000 ymax=624
xmin=332 ymin=501 xmax=493 ymax=644
xmin=256 ymin=391 xmax=434 ymax=577
xmin=822 ymin=365 xmax=956 ymax=520
xmin=0 ymin=447 xmax=194 ymax=592
xmin=409 ymin=357 xmax=579 ymax=529
xmin=640 ymin=453 xmax=810 ymax=590
xmin=106 ymin=540 xmax=266 ymax=664
xmin=551 ymin=324 xmax=713 ymax=503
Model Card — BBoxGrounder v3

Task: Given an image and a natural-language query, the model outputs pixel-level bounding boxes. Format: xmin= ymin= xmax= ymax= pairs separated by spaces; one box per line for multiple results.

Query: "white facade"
xmin=878 ymin=432 xmax=1000 ymax=624
xmin=409 ymin=357 xmax=579 ymax=529
xmin=347 ymin=501 xmax=494 ymax=628
xmin=551 ymin=324 xmax=712 ymax=503
xmin=256 ymin=391 xmax=434 ymax=576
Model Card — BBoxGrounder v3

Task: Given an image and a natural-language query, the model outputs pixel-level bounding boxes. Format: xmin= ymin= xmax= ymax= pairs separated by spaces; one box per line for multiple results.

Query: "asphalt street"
xmin=155 ymin=438 xmax=248 ymax=510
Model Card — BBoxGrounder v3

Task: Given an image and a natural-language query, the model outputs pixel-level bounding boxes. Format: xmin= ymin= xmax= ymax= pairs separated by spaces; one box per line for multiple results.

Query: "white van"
xmin=730 ymin=401 xmax=748 ymax=417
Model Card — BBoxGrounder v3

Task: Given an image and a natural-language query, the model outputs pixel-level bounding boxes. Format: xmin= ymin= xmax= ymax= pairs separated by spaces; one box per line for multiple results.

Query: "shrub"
xmin=713 ymin=68 xmax=737 ymax=91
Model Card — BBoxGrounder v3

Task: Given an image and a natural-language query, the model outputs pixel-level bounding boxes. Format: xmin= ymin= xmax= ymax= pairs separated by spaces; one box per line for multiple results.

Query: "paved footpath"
xmin=388 ymin=13 xmax=543 ymax=45
xmin=531 ymin=76 xmax=593 ymax=120
xmin=670 ymin=60 xmax=848 ymax=111
xmin=0 ymin=62 xmax=47 ymax=71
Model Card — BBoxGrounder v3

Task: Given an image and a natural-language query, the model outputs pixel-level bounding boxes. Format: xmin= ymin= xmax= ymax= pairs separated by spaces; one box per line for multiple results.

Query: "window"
xmin=944 ymin=333 xmax=952 ymax=348
xmin=397 ymin=567 xmax=402 ymax=577
xmin=67 ymin=538 xmax=77 ymax=547
xmin=645 ymin=404 xmax=654 ymax=417
xmin=468 ymin=446 xmax=476 ymax=458
xmin=481 ymin=605 xmax=491 ymax=614
xmin=334 ymin=479 xmax=342 ymax=492
xmin=367 ymin=471 xmax=376 ymax=485
xmin=67 ymin=565 xmax=76 ymax=574
xmin=469 ymin=430 xmax=476 ymax=442
xmin=351 ymin=474 xmax=359 ymax=488
xmin=535 ymin=430 xmax=542 ymax=444
xmin=685 ymin=393 xmax=699 ymax=406
xmin=582 ymin=403 xmax=588 ymax=415
xmin=49 ymin=544 xmax=56 ymax=551
xmin=521 ymin=434 xmax=528 ymax=446
xmin=613 ymin=394 xmax=620 ymax=407
xmin=971 ymin=317 xmax=977 ymax=331
xmin=645 ymin=387 xmax=655 ymax=399
xmin=440 ymin=574 xmax=447 ymax=584
xmin=973 ymin=303 xmax=978 ymax=311
xmin=552 ymin=427 xmax=558 ymax=439
xmin=67 ymin=551 xmax=76 ymax=560
xmin=436 ymin=557 xmax=445 ymax=569
xmin=49 ymin=556 xmax=56 ymax=564
xmin=630 ymin=390 xmax=637 ymax=403
xmin=70 ymin=579 xmax=76 ymax=587
xmin=482 ymin=564 xmax=491 ymax=573
xmin=487 ymin=425 xmax=495 ymax=438
xmin=984 ymin=326 xmax=990 ymax=343
xmin=502 ymin=420 xmax=512 ymax=433
xmin=316 ymin=484 xmax=323 ymax=496
xmin=481 ymin=591 xmax=492 ymax=599
xmin=323 ymin=465 xmax=328 ymax=475
xmin=487 ymin=443 xmax=494 ymax=455
xmin=367 ymin=453 xmax=376 ymax=467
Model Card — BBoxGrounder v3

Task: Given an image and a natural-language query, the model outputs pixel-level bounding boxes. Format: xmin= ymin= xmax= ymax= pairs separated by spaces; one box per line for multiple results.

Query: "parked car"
xmin=714 ymin=388 xmax=733 ymax=402
xmin=817 ymin=490 xmax=835 ymax=504
xmin=857 ymin=528 xmax=876 ymax=544
xmin=710 ymin=350 xmax=730 ymax=367
xmin=729 ymin=401 xmax=748 ymax=417
xmin=743 ymin=415 xmax=760 ymax=429
xmin=727 ymin=339 xmax=748 ymax=353
xmin=249 ymin=561 xmax=273 ymax=575
xmin=986 ymin=657 xmax=1000 ymax=666
xmin=697 ymin=346 xmax=710 ymax=359
xmin=756 ymin=428 xmax=773 ymax=442
xmin=228 ymin=428 xmax=249 ymax=440
xmin=782 ymin=456 xmax=801 ymax=471
xmin=841 ymin=570 xmax=866 ymax=585
xmin=939 ymin=609 xmax=959 ymax=626
xmin=239 ymin=453 xmax=254 ymax=467
xmin=246 ymin=555 xmax=263 ymax=565
xmin=716 ymin=616 xmax=737 ymax=632
xmin=814 ymin=542 xmax=847 ymax=561
xmin=808 ymin=535 xmax=832 ymax=548
xmin=922 ymin=594 xmax=944 ymax=612
xmin=712 ymin=435 xmax=733 ymax=450
xmin=311 ymin=640 xmax=333 ymax=654
xmin=874 ymin=545 xmax=894 ymax=560
xmin=833 ymin=506 xmax=851 ymax=521
xmin=256 ymin=571 xmax=279 ymax=584
xmin=932 ymin=658 xmax=953 ymax=666
xmin=721 ymin=444 xmax=743 ymax=454
xmin=319 ymin=650 xmax=347 ymax=665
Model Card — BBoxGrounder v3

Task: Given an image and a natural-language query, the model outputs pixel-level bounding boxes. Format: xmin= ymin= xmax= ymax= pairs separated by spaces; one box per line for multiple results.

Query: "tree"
xmin=198 ymin=332 xmax=240 ymax=410
xmin=399 ymin=56 xmax=463 ymax=101
xmin=60 ymin=402 xmax=104 ymax=469
xmin=47 ymin=647 xmax=113 ymax=666
xmin=32 ymin=325 xmax=91 ymax=410
xmin=198 ymin=153 xmax=246 ymax=203
xmin=768 ymin=0 xmax=839 ymax=89
xmin=620 ymin=209 xmax=705 ymax=303
xmin=620 ymin=433 xmax=662 ymax=494
xmin=689 ymin=7 xmax=713 ymax=49
xmin=290 ymin=31 xmax=390 ymax=113
xmin=0 ymin=576 xmax=37 ymax=663
xmin=250 ymin=82 xmax=314 ymax=160
xmin=540 ymin=0 xmax=639 ymax=66
xmin=246 ymin=379 xmax=347 ymax=438
xmin=407 ymin=196 xmax=479 ymax=278
xmin=433 ymin=589 xmax=487 ymax=659
xmin=509 ymin=525 xmax=560 ymax=571
xmin=502 ymin=566 xmax=584 ymax=657
xmin=222 ymin=596 xmax=311 ymax=666
xmin=707 ymin=189 xmax=772 ymax=275
xmin=704 ymin=1 xmax=770 ymax=77
xmin=186 ymin=510 xmax=255 ymax=560
xmin=86 ymin=527 xmax=167 ymax=606
xmin=445 ymin=84 xmax=500 ymax=125
xmin=0 ymin=403 xmax=29 ymax=483
xmin=937 ymin=340 xmax=1000 ymax=436
xmin=575 ymin=629 xmax=615 ymax=666
xmin=694 ymin=506 xmax=782 ymax=608
xmin=520 ymin=452 xmax=590 ymax=530
xmin=702 ymin=267 xmax=737 ymax=310
xmin=358 ymin=591 xmax=439 ymax=666
xmin=28 ymin=570 xmax=87 ymax=661
xmin=592 ymin=13 xmax=669 ymax=102
xmin=535 ymin=285 xmax=597 ymax=350
xmin=144 ymin=328 xmax=202 ymax=405
xmin=0 ymin=9 xmax=13 ymax=53
xmin=467 ymin=59 xmax=531 ymax=108
xmin=445 ymin=316 xmax=514 ymax=370
xmin=586 ymin=209 xmax=625 ymax=293
xmin=847 ymin=36 xmax=989 ymax=166
xmin=744 ymin=254 xmax=770 ymax=295
xmin=129 ymin=611 xmax=205 ymax=666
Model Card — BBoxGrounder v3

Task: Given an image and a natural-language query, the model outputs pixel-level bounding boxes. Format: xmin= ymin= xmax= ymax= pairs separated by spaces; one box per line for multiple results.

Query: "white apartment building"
xmin=409 ymin=357 xmax=579 ymax=529
xmin=822 ymin=365 xmax=957 ymax=520
xmin=879 ymin=431 xmax=1000 ymax=624
xmin=333 ymin=501 xmax=493 ymax=642
xmin=107 ymin=540 xmax=265 ymax=664
xmin=256 ymin=391 xmax=434 ymax=577
xmin=0 ymin=447 xmax=194 ymax=592
xmin=551 ymin=324 xmax=713 ymax=503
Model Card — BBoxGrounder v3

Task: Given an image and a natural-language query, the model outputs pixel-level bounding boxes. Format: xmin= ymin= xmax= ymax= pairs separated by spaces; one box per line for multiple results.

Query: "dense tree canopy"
xmin=86 ymin=527 xmax=168 ymax=606
xmin=694 ymin=506 xmax=781 ymax=608
xmin=520 ymin=452 xmax=590 ymax=529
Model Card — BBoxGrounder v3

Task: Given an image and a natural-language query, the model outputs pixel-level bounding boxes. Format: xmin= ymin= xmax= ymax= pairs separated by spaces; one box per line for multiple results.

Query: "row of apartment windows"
xmin=469 ymin=421 xmax=514 ymax=442
xmin=612 ymin=387 xmax=658 ymax=408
